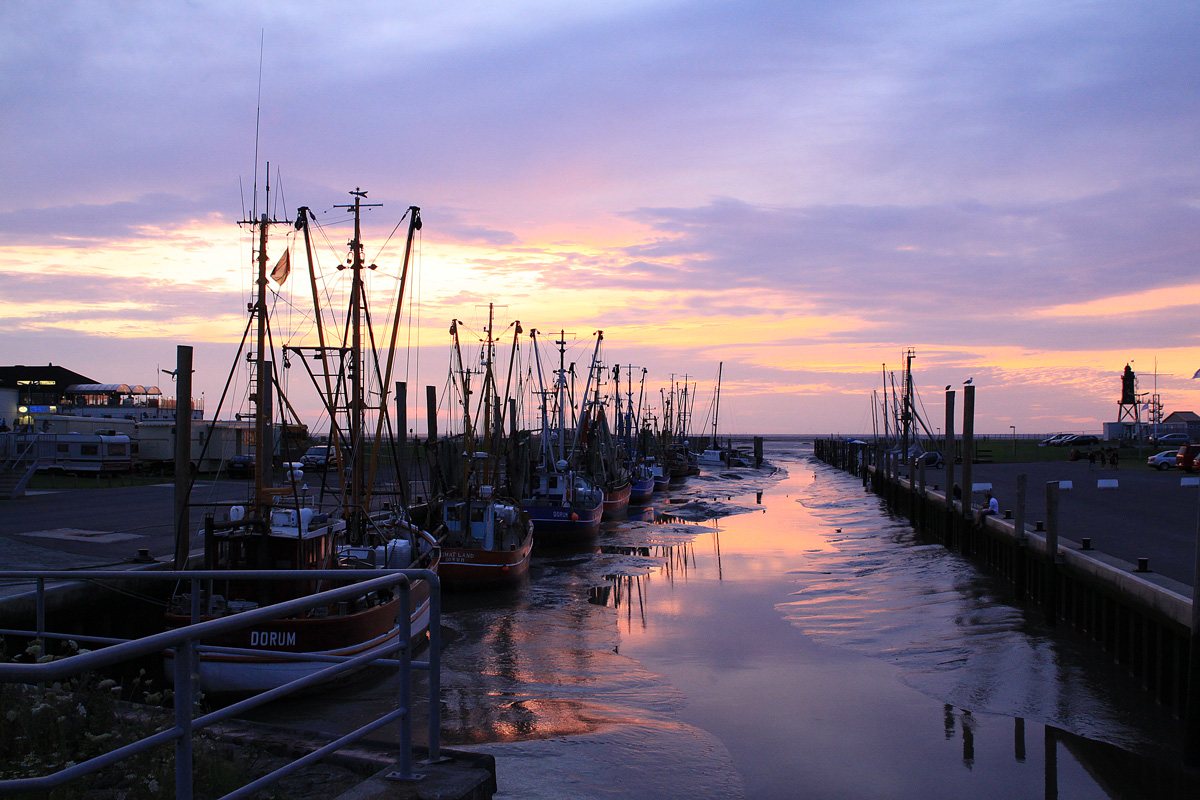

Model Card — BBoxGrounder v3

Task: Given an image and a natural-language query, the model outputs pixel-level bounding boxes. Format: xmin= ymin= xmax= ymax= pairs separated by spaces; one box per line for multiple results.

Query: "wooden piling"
xmin=1014 ymin=474 xmax=1027 ymax=600
xmin=944 ymin=390 xmax=956 ymax=548
xmin=1045 ymin=481 xmax=1060 ymax=627
xmin=961 ymin=385 xmax=975 ymax=554
xmin=395 ymin=381 xmax=408 ymax=506
xmin=172 ymin=344 xmax=193 ymax=570
xmin=425 ymin=385 xmax=438 ymax=442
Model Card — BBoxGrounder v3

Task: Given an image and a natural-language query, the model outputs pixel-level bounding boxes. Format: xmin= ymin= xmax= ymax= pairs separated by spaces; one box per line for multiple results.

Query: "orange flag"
xmin=270 ymin=249 xmax=291 ymax=285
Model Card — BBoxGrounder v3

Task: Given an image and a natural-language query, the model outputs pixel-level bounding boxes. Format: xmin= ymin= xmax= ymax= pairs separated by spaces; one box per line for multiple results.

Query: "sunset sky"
xmin=3 ymin=1 xmax=1199 ymax=435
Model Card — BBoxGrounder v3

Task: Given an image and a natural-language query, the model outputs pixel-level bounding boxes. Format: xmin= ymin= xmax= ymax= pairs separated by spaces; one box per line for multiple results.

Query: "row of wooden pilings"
xmin=814 ymin=433 xmax=1200 ymax=757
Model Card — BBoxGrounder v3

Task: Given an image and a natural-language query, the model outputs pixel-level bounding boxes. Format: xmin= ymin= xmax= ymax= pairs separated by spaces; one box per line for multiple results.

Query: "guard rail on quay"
xmin=0 ymin=568 xmax=442 ymax=799
xmin=814 ymin=437 xmax=1200 ymax=750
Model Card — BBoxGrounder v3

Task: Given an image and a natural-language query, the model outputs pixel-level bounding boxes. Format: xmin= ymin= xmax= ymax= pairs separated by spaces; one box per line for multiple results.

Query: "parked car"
xmin=1153 ymin=432 xmax=1189 ymax=446
xmin=225 ymin=453 xmax=254 ymax=478
xmin=1147 ymin=450 xmax=1178 ymax=470
xmin=1066 ymin=434 xmax=1100 ymax=446
xmin=916 ymin=450 xmax=944 ymax=468
xmin=1176 ymin=444 xmax=1200 ymax=472
xmin=1038 ymin=433 xmax=1070 ymax=447
xmin=301 ymin=445 xmax=337 ymax=470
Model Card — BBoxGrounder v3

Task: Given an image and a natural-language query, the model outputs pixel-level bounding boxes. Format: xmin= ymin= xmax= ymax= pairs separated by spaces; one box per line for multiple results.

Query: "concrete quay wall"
xmin=815 ymin=437 xmax=1197 ymax=717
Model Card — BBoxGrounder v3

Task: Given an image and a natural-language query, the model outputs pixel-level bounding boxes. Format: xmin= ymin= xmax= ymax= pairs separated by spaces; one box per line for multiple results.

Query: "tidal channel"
xmin=247 ymin=439 xmax=1200 ymax=798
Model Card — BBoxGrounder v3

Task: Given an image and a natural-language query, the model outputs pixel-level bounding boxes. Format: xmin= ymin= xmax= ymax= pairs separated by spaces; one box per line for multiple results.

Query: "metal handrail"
xmin=0 ymin=568 xmax=441 ymax=799
xmin=0 ymin=431 xmax=40 ymax=471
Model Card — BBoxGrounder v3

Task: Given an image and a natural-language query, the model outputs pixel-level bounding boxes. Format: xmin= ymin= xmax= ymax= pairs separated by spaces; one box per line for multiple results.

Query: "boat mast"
xmin=253 ymin=210 xmax=271 ymax=511
xmin=449 ymin=318 xmax=474 ymax=497
xmin=243 ymin=163 xmax=289 ymax=517
xmin=335 ymin=189 xmax=380 ymax=543
xmin=711 ymin=361 xmax=723 ymax=451
xmin=556 ymin=331 xmax=568 ymax=464
xmin=529 ymin=329 xmax=552 ymax=465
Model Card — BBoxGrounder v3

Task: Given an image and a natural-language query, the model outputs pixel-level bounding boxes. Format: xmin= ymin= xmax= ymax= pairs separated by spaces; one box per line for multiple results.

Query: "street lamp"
xmin=1010 ymin=425 xmax=1016 ymax=456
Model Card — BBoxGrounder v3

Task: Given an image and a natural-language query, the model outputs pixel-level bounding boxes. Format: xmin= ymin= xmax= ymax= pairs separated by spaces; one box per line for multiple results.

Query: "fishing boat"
xmin=615 ymin=365 xmax=655 ymax=505
xmin=696 ymin=362 xmax=727 ymax=465
xmin=571 ymin=334 xmax=631 ymax=520
xmin=428 ymin=308 xmax=534 ymax=590
xmin=649 ymin=457 xmax=671 ymax=492
xmin=521 ymin=329 xmax=604 ymax=542
xmin=628 ymin=467 xmax=655 ymax=504
xmin=165 ymin=187 xmax=439 ymax=694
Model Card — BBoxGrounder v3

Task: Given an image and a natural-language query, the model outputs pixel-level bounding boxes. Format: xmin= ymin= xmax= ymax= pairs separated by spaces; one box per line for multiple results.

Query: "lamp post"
xmin=1010 ymin=425 xmax=1016 ymax=456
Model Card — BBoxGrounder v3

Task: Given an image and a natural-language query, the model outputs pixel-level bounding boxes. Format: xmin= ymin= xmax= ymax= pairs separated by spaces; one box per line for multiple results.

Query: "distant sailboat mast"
xmin=710 ymin=361 xmax=723 ymax=451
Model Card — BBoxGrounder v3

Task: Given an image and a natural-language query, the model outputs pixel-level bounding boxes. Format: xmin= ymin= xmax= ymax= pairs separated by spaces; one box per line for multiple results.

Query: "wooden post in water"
xmin=1045 ymin=481 xmax=1061 ymax=627
xmin=961 ymin=385 xmax=975 ymax=555
xmin=425 ymin=385 xmax=438 ymax=442
xmin=395 ymin=381 xmax=408 ymax=507
xmin=1045 ymin=725 xmax=1059 ymax=800
xmin=753 ymin=436 xmax=763 ymax=468
xmin=1014 ymin=473 xmax=1028 ymax=600
xmin=907 ymin=451 xmax=916 ymax=522
xmin=919 ymin=459 xmax=927 ymax=531
xmin=944 ymin=389 xmax=956 ymax=547
xmin=172 ymin=344 xmax=193 ymax=570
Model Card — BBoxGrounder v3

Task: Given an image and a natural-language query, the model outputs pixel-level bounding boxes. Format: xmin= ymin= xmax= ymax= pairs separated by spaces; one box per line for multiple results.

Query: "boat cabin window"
xmin=81 ymin=444 xmax=98 ymax=456
xmin=108 ymin=443 xmax=127 ymax=456
xmin=548 ymin=476 xmax=559 ymax=489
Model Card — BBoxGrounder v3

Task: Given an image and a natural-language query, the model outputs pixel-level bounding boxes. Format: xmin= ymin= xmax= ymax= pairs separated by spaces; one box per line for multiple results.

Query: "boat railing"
xmin=0 ymin=568 xmax=442 ymax=800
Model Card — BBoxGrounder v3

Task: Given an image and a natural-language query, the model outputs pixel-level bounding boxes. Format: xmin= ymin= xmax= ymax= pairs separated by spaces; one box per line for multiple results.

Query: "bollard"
xmin=1081 ymin=537 xmax=1092 ymax=550
xmin=1035 ymin=520 xmax=1044 ymax=532
xmin=1004 ymin=509 xmax=1012 ymax=519
xmin=1136 ymin=558 xmax=1150 ymax=573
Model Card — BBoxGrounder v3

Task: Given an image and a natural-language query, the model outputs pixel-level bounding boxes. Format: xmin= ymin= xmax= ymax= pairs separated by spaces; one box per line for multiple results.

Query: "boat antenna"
xmin=251 ymin=29 xmax=264 ymax=221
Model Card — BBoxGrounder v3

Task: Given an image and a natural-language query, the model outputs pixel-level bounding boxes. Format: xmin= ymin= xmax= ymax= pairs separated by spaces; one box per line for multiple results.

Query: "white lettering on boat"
xmin=250 ymin=631 xmax=297 ymax=647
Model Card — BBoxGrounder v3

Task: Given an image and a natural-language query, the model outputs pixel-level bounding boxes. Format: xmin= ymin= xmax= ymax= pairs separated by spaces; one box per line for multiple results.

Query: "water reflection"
xmin=243 ymin=442 xmax=1200 ymax=798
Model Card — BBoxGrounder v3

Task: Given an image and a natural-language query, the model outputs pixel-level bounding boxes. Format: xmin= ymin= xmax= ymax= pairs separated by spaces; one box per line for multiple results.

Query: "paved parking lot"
xmin=924 ymin=459 xmax=1200 ymax=587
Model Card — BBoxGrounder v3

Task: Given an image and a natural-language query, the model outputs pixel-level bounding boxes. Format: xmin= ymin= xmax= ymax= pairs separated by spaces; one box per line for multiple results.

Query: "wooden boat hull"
xmin=601 ymin=481 xmax=631 ymax=519
xmin=164 ymin=569 xmax=434 ymax=695
xmin=439 ymin=525 xmax=534 ymax=590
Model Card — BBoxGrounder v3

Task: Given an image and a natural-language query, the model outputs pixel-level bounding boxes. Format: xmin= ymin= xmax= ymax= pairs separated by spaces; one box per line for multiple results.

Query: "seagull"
xmin=964 ymin=378 xmax=974 ymax=385
xmin=945 ymin=384 xmax=951 ymax=391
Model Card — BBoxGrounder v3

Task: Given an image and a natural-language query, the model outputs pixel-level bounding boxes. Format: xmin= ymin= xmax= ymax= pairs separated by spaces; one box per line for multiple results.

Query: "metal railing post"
xmin=172 ymin=578 xmax=200 ymax=799
xmin=36 ymin=578 xmax=45 ymax=653
xmin=427 ymin=574 xmax=442 ymax=763
xmin=0 ymin=569 xmax=440 ymax=796
xmin=397 ymin=578 xmax=414 ymax=779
